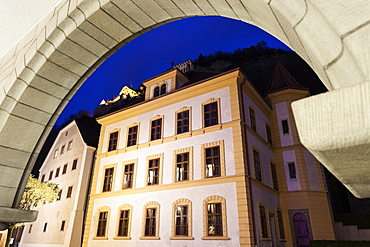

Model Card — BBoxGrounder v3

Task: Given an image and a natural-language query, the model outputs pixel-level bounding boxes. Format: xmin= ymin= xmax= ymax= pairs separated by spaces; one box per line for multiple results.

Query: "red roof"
xmin=266 ymin=63 xmax=309 ymax=94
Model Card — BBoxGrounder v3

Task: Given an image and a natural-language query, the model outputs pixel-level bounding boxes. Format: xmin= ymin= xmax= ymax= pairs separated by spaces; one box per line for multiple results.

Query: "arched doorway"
xmin=289 ymin=210 xmax=313 ymax=247
xmin=293 ymin=213 xmax=310 ymax=247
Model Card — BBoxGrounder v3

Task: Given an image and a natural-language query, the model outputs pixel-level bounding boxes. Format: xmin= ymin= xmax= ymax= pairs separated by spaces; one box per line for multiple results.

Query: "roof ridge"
xmin=266 ymin=63 xmax=309 ymax=95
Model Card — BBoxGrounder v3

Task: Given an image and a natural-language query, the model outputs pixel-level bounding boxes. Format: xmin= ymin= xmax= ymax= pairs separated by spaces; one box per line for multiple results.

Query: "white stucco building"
xmin=20 ymin=116 xmax=100 ymax=247
xmin=83 ymin=63 xmax=335 ymax=247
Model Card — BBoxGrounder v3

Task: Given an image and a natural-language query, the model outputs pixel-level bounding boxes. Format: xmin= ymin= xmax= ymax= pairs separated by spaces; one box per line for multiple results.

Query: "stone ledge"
xmin=292 ymin=80 xmax=370 ymax=198
xmin=0 ymin=207 xmax=38 ymax=229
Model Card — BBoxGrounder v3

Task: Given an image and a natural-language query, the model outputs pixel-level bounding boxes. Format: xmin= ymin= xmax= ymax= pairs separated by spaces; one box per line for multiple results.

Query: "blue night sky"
xmin=56 ymin=16 xmax=290 ymax=126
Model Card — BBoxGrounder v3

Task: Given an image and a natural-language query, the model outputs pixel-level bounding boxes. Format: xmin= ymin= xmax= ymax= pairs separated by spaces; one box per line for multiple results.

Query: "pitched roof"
xmin=74 ymin=115 xmax=101 ymax=148
xmin=266 ymin=63 xmax=309 ymax=94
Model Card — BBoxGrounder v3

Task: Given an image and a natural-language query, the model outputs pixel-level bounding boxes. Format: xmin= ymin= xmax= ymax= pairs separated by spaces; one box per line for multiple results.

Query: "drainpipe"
xmin=238 ymin=77 xmax=258 ymax=247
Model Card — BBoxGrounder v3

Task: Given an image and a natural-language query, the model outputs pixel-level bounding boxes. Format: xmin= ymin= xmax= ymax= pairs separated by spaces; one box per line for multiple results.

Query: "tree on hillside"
xmin=194 ymin=41 xmax=327 ymax=96
xmin=5 ymin=175 xmax=59 ymax=247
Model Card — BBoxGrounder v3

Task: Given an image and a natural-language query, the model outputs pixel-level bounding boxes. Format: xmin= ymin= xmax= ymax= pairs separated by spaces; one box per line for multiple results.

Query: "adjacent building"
xmin=82 ymin=62 xmax=335 ymax=247
xmin=20 ymin=116 xmax=100 ymax=247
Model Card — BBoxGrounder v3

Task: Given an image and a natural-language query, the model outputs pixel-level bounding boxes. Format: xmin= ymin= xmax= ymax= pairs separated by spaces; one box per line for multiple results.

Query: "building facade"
xmin=20 ymin=116 xmax=100 ymax=247
xmin=83 ymin=65 xmax=335 ymax=247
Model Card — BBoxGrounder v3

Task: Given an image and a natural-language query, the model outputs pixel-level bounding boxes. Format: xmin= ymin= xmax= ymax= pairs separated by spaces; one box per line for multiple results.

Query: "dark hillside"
xmin=194 ymin=41 xmax=327 ymax=96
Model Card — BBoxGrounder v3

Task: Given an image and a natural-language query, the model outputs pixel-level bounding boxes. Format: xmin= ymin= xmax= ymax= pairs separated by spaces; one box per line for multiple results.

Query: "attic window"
xmin=154 ymin=87 xmax=160 ymax=97
xmin=160 ymin=84 xmax=166 ymax=94
xmin=153 ymin=84 xmax=167 ymax=98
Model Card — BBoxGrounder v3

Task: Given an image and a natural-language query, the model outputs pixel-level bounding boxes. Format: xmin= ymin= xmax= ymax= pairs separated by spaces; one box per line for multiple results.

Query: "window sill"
xmin=169 ymin=236 xmax=194 ymax=240
xmin=175 ymin=132 xmax=192 ymax=140
xmin=124 ymin=145 xmax=138 ymax=152
xmin=92 ymin=237 xmax=108 ymax=240
xmin=106 ymin=150 xmax=118 ymax=155
xmin=203 ymin=124 xmax=222 ymax=133
xmin=260 ymin=238 xmax=271 ymax=241
xmin=148 ymin=139 xmax=163 ymax=146
xmin=102 ymin=190 xmax=113 ymax=193
xmin=139 ymin=236 xmax=160 ymax=240
xmin=205 ymin=175 xmax=222 ymax=179
xmin=201 ymin=236 xmax=230 ymax=240
xmin=113 ymin=236 xmax=131 ymax=240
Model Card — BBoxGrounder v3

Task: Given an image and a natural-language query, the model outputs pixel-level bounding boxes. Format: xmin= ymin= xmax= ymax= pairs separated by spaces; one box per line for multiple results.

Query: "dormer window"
xmin=160 ymin=84 xmax=166 ymax=94
xmin=154 ymin=87 xmax=160 ymax=97
xmin=153 ymin=84 xmax=167 ymax=98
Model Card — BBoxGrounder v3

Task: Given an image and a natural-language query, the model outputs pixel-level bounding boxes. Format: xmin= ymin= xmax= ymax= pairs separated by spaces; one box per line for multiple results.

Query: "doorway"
xmin=288 ymin=209 xmax=312 ymax=247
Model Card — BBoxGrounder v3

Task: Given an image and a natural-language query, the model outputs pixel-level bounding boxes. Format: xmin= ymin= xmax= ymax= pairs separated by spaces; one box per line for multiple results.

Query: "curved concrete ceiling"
xmin=0 ymin=0 xmax=369 ymax=228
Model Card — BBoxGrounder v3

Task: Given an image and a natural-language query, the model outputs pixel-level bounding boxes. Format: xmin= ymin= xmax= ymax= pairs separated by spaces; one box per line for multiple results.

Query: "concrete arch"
xmin=0 ymin=0 xmax=369 ymax=228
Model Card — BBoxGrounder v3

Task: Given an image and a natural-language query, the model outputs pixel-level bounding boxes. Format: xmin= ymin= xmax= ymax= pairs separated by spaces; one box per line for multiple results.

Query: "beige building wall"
xmin=84 ymin=70 xmax=247 ymax=246
xmin=267 ymin=89 xmax=336 ymax=246
xmin=83 ymin=68 xmax=335 ymax=247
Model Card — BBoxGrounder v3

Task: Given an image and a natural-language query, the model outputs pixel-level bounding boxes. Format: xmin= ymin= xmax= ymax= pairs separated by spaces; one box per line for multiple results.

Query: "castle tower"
xmin=266 ymin=63 xmax=335 ymax=246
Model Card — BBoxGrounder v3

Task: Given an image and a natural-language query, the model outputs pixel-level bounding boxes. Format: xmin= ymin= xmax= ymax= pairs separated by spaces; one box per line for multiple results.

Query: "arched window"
xmin=170 ymin=198 xmax=193 ymax=240
xmin=114 ymin=204 xmax=132 ymax=240
xmin=202 ymin=196 xmax=229 ymax=240
xmin=160 ymin=84 xmax=166 ymax=95
xmin=93 ymin=206 xmax=111 ymax=239
xmin=154 ymin=86 xmax=160 ymax=97
xmin=140 ymin=201 xmax=160 ymax=240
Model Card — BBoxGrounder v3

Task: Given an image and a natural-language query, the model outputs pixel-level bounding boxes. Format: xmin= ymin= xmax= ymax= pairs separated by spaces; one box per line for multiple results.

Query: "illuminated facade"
xmin=83 ymin=64 xmax=335 ymax=247
xmin=20 ymin=116 xmax=100 ymax=247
